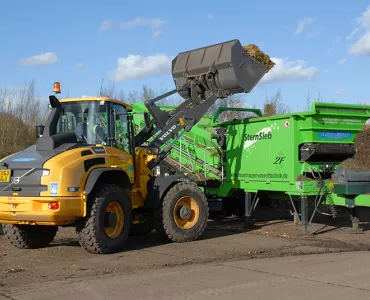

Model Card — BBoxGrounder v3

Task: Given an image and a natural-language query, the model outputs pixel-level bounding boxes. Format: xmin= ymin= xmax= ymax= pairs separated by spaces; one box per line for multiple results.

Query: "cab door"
xmin=109 ymin=103 xmax=131 ymax=153
xmin=107 ymin=102 xmax=135 ymax=181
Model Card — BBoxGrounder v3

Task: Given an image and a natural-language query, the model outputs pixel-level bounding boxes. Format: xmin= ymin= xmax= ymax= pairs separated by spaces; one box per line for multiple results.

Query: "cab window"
xmin=112 ymin=103 xmax=130 ymax=153
xmin=58 ymin=101 xmax=108 ymax=145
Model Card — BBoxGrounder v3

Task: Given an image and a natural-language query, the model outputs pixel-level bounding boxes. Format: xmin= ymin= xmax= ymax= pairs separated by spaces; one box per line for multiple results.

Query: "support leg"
xmin=345 ymin=196 xmax=362 ymax=233
xmin=301 ymin=196 xmax=309 ymax=234
xmin=244 ymin=192 xmax=256 ymax=229
xmin=309 ymin=193 xmax=325 ymax=224
xmin=288 ymin=195 xmax=300 ymax=226
xmin=293 ymin=212 xmax=300 ymax=225
xmin=348 ymin=207 xmax=362 ymax=234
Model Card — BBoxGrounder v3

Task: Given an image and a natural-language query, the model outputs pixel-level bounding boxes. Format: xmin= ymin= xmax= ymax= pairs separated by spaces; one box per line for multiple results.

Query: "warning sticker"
xmin=50 ymin=182 xmax=58 ymax=195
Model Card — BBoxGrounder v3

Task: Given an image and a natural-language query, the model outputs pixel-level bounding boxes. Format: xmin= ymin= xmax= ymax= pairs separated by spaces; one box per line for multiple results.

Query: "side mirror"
xmin=36 ymin=125 xmax=45 ymax=139
xmin=144 ymin=112 xmax=150 ymax=128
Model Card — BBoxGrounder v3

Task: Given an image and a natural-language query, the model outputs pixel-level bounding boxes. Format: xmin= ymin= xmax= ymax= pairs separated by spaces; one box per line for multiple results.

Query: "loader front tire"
xmin=2 ymin=224 xmax=58 ymax=249
xmin=76 ymin=184 xmax=131 ymax=254
xmin=155 ymin=182 xmax=208 ymax=243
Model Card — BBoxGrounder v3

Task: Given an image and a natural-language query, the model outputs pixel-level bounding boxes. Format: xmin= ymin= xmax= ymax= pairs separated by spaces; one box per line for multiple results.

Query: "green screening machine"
xmin=131 ymin=101 xmax=370 ymax=233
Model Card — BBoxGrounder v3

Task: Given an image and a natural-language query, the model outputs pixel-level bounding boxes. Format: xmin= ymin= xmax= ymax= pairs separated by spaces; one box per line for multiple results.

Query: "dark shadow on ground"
xmin=5 ymin=203 xmax=370 ymax=252
xmin=247 ymin=204 xmax=370 ymax=235
xmin=48 ymin=221 xmax=247 ymax=251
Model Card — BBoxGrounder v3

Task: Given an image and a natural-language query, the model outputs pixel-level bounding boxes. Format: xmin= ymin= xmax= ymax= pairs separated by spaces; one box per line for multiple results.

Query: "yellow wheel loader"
xmin=0 ymin=39 xmax=269 ymax=254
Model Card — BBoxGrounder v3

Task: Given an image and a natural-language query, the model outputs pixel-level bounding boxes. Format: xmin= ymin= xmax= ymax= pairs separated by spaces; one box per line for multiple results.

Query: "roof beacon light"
xmin=53 ymin=82 xmax=61 ymax=94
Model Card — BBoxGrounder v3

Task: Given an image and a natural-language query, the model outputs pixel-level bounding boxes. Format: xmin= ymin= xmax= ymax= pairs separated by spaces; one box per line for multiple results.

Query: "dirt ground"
xmin=2 ymin=205 xmax=370 ymax=296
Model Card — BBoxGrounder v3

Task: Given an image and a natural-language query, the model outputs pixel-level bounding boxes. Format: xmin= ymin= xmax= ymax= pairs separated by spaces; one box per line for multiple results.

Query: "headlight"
xmin=42 ymin=169 xmax=50 ymax=176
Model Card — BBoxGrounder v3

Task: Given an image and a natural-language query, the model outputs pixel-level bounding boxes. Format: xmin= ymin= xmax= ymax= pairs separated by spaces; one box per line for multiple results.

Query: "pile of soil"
xmin=296 ymin=174 xmax=315 ymax=181
xmin=339 ymin=125 xmax=370 ymax=171
xmin=296 ymin=174 xmax=338 ymax=182
xmin=331 ymin=173 xmax=338 ymax=182
xmin=243 ymin=44 xmax=275 ymax=71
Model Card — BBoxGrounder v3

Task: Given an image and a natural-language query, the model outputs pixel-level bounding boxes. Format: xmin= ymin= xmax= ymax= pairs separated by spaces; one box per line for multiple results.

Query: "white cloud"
xmin=358 ymin=5 xmax=370 ymax=30
xmin=346 ymin=28 xmax=360 ymax=40
xmin=98 ymin=20 xmax=113 ymax=32
xmin=261 ymin=57 xmax=318 ymax=83
xmin=109 ymin=54 xmax=171 ymax=82
xmin=296 ymin=17 xmax=312 ymax=34
xmin=153 ymin=30 xmax=162 ymax=39
xmin=350 ymin=31 xmax=370 ymax=56
xmin=306 ymin=30 xmax=320 ymax=38
xmin=207 ymin=13 xmax=215 ymax=20
xmin=75 ymin=63 xmax=84 ymax=69
xmin=121 ymin=17 xmax=144 ymax=29
xmin=336 ymin=88 xmax=345 ymax=95
xmin=349 ymin=6 xmax=370 ymax=56
xmin=296 ymin=17 xmax=318 ymax=37
xmin=338 ymin=58 xmax=346 ymax=64
xmin=18 ymin=52 xmax=57 ymax=66
xmin=109 ymin=51 xmax=318 ymax=85
xmin=121 ymin=17 xmax=165 ymax=39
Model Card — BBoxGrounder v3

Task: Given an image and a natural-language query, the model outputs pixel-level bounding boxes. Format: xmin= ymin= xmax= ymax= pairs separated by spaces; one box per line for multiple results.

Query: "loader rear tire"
xmin=2 ymin=224 xmax=58 ymax=249
xmin=76 ymin=184 xmax=131 ymax=254
xmin=155 ymin=182 xmax=208 ymax=243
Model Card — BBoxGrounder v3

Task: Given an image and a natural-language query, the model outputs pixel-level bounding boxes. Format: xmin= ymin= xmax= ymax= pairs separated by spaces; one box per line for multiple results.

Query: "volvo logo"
xmin=13 ymin=177 xmax=20 ymax=184
xmin=159 ymin=125 xmax=177 ymax=141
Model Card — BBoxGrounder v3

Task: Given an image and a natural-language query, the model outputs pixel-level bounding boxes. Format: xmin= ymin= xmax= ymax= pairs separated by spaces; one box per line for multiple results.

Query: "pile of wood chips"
xmin=243 ymin=44 xmax=275 ymax=72
xmin=339 ymin=124 xmax=370 ymax=171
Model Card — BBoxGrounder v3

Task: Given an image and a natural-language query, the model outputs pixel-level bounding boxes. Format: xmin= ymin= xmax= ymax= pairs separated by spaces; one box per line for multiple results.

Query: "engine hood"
xmin=0 ymin=143 xmax=79 ymax=196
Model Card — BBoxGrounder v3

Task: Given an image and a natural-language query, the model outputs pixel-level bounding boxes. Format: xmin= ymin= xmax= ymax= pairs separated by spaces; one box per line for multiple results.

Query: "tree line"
xmin=0 ymin=80 xmax=324 ymax=158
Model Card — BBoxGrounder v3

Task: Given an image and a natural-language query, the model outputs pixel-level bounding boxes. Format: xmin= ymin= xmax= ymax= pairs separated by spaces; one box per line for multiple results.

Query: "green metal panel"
xmin=214 ymin=102 xmax=370 ymax=200
xmin=132 ymin=101 xmax=370 ymax=207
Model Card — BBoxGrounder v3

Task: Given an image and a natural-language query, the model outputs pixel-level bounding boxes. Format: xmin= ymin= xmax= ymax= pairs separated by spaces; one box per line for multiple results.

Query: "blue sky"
xmin=0 ymin=0 xmax=369 ymax=111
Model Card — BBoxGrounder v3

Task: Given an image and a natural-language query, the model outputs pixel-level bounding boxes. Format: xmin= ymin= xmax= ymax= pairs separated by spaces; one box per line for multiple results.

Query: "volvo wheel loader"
xmin=0 ymin=39 xmax=271 ymax=254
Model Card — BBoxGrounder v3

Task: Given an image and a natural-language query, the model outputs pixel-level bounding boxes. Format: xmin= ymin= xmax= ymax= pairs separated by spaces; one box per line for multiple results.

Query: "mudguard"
xmin=84 ymin=168 xmax=132 ymax=194
xmin=144 ymin=175 xmax=191 ymax=209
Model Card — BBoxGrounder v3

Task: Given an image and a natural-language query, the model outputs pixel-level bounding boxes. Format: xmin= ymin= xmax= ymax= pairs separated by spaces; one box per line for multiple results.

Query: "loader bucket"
xmin=172 ymin=39 xmax=269 ymax=99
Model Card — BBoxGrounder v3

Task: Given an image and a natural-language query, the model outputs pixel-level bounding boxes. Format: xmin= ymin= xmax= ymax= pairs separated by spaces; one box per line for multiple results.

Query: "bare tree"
xmin=98 ymin=81 xmax=126 ymax=102
xmin=140 ymin=84 xmax=156 ymax=102
xmin=98 ymin=83 xmax=157 ymax=105
xmin=263 ymin=90 xmax=290 ymax=116
xmin=305 ymin=90 xmax=324 ymax=111
xmin=156 ymin=85 xmax=182 ymax=106
xmin=206 ymin=94 xmax=256 ymax=122
xmin=125 ymin=90 xmax=139 ymax=104
xmin=0 ymin=87 xmax=8 ymax=113
xmin=0 ymin=80 xmax=44 ymax=158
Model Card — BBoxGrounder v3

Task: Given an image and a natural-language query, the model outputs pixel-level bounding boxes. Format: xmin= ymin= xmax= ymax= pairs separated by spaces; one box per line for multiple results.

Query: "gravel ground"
xmin=1 ymin=205 xmax=370 ymax=294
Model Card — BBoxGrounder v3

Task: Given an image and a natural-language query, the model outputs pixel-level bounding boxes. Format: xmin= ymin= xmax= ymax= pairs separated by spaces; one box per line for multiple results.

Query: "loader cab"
xmin=57 ymin=98 xmax=132 ymax=154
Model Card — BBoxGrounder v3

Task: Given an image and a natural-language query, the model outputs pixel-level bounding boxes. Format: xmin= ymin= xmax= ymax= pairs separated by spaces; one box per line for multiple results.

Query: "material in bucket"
xmin=171 ymin=39 xmax=272 ymax=99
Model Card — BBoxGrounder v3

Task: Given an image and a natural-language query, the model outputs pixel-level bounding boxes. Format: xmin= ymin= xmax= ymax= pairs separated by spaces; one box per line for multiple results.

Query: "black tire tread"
xmin=76 ymin=183 xmax=131 ymax=254
xmin=2 ymin=224 xmax=58 ymax=249
xmin=155 ymin=181 xmax=209 ymax=243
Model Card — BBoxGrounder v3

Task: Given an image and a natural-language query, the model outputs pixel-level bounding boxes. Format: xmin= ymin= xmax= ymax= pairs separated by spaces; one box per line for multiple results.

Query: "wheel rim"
xmin=104 ymin=202 xmax=124 ymax=239
xmin=173 ymin=196 xmax=200 ymax=229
